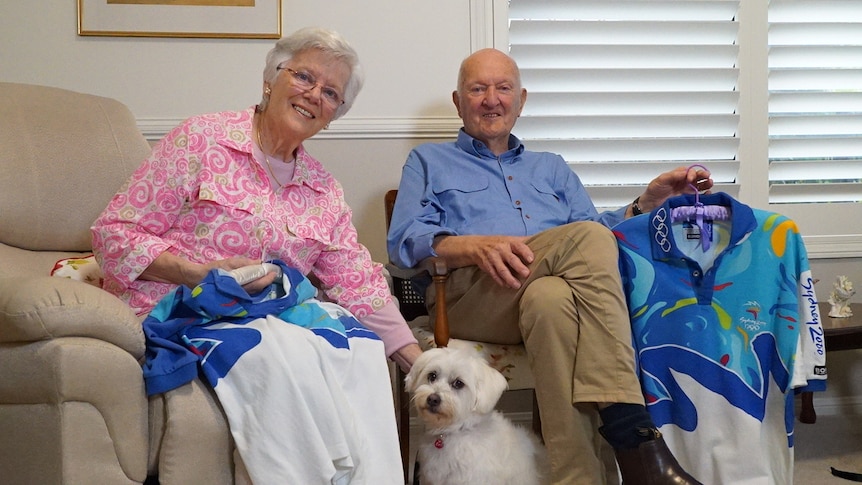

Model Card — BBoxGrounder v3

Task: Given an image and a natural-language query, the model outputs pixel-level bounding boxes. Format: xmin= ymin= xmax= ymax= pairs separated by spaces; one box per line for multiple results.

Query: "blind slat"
xmin=525 ymin=92 xmax=739 ymax=115
xmin=770 ymin=160 xmax=862 ymax=181
xmin=770 ymin=183 xmax=862 ymax=203
xmin=511 ymin=45 xmax=739 ymax=69
xmin=509 ymin=20 xmax=738 ymax=45
xmin=526 ymin=138 xmax=739 ymax=163
xmin=509 ymin=0 xmax=739 ymax=21
xmin=769 ymin=69 xmax=862 ymax=91
xmin=770 ymin=23 xmax=862 ymax=44
xmin=516 ymin=114 xmax=739 ymax=139
xmin=770 ymin=116 xmax=862 ymax=136
xmin=522 ymin=68 xmax=739 ymax=92
xmin=769 ymin=137 xmax=862 ymax=159
xmin=770 ymin=92 xmax=862 ymax=113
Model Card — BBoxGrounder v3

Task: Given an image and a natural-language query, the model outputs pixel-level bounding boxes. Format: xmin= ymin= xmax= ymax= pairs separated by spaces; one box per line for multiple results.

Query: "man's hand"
xmin=633 ymin=165 xmax=714 ymax=215
xmin=433 ymin=234 xmax=533 ymax=289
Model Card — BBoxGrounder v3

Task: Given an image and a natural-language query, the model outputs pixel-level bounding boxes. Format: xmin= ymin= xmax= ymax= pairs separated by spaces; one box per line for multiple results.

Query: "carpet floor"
xmin=405 ymin=411 xmax=862 ymax=484
xmin=795 ymin=413 xmax=862 ymax=484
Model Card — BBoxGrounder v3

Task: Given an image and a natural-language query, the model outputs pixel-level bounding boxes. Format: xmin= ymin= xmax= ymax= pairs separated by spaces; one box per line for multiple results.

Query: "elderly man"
xmin=388 ymin=48 xmax=707 ymax=485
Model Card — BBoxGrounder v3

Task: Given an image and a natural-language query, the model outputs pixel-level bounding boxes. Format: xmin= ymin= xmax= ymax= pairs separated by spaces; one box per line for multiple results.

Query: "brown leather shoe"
xmin=613 ymin=428 xmax=702 ymax=485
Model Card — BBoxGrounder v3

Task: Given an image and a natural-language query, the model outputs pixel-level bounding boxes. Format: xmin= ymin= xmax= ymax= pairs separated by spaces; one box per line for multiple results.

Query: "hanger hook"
xmin=686 ymin=163 xmax=709 ymax=205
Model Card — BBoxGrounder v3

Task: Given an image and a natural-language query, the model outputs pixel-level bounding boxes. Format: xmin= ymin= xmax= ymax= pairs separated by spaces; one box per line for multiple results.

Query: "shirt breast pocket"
xmin=190 ymin=182 xmax=264 ymax=256
xmin=529 ymin=180 xmax=562 ymax=203
xmin=195 ymin=181 xmax=258 ymax=219
xmin=433 ymin=177 xmax=489 ymax=206
xmin=277 ymin=207 xmax=336 ymax=269
xmin=529 ymin=180 xmax=570 ymax=223
xmin=432 ymin=177 xmax=508 ymax=229
xmin=284 ymin=219 xmax=333 ymax=246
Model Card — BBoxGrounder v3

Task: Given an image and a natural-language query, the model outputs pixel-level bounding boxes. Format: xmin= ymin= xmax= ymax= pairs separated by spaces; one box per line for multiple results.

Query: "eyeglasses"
xmin=277 ymin=66 xmax=345 ymax=109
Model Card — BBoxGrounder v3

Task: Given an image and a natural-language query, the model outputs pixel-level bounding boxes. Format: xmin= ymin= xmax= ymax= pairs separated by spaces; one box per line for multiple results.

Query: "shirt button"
xmin=515 ymin=200 xmax=521 ymax=206
xmin=508 ymin=175 xmax=514 ymax=181
xmin=692 ymin=270 xmax=700 ymax=277
xmin=525 ymin=214 xmax=531 ymax=219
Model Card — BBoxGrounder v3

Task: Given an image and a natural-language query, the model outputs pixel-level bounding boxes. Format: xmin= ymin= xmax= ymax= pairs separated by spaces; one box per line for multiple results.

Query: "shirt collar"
xmin=648 ymin=192 xmax=757 ymax=260
xmin=290 ymin=146 xmax=329 ymax=193
xmin=217 ymin=107 xmax=328 ymax=193
xmin=455 ymin=128 xmax=525 ymax=161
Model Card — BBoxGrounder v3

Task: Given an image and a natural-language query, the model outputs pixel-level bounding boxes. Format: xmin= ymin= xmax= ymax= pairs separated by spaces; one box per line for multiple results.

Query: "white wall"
xmin=0 ymin=0 xmax=476 ymax=263
xmin=0 ymin=1 xmax=472 ymax=121
xmin=2 ymin=0 xmax=859 ymax=415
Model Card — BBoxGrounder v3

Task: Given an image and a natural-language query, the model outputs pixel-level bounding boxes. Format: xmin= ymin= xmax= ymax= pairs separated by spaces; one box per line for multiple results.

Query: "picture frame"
xmin=77 ymin=0 xmax=282 ymax=39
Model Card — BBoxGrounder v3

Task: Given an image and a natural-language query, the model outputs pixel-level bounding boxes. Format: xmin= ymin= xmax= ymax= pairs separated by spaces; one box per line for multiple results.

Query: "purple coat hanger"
xmin=669 ymin=164 xmax=730 ymax=251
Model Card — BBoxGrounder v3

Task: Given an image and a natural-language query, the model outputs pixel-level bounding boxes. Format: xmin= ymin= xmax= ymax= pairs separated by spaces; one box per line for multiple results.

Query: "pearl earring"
xmin=265 ymin=87 xmax=272 ymax=96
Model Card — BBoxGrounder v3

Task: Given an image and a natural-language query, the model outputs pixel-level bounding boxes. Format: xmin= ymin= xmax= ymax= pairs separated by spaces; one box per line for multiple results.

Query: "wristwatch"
xmin=631 ymin=197 xmax=644 ymax=216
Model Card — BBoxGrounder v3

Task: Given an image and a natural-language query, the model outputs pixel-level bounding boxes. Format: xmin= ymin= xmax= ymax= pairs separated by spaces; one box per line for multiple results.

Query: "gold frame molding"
xmin=77 ymin=0 xmax=281 ymax=39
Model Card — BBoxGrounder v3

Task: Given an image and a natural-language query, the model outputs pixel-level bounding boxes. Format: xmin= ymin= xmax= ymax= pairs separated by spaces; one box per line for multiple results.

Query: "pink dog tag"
xmin=434 ymin=437 xmax=444 ymax=449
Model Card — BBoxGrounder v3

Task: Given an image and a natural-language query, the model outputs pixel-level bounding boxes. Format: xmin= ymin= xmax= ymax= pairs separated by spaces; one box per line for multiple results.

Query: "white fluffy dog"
xmin=405 ymin=346 xmax=547 ymax=485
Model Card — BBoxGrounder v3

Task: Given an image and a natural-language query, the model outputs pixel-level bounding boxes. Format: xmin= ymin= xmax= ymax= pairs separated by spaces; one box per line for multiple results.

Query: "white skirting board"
xmin=794 ymin=395 xmax=862 ymax=418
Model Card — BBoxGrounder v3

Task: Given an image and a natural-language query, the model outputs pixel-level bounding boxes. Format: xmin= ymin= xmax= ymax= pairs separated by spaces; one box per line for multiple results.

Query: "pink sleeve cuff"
xmin=358 ymin=300 xmax=417 ymax=357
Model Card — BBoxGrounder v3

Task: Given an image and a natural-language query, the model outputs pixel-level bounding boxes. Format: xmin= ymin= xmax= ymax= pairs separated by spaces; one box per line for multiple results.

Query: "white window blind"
xmin=768 ymin=0 xmax=862 ymax=204
xmin=508 ymin=0 xmax=741 ymax=209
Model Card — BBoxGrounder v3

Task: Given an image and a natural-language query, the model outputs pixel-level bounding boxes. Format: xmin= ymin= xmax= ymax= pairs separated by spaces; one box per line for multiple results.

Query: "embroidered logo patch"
xmin=739 ymin=301 xmax=767 ymax=332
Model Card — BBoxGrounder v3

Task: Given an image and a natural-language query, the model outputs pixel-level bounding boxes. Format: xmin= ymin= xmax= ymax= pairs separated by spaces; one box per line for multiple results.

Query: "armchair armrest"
xmin=0 ymin=276 xmax=144 ymax=360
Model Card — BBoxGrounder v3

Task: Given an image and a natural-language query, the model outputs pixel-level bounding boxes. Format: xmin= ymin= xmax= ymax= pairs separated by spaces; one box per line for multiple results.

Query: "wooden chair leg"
xmin=397 ymin=365 xmax=411 ymax=482
xmin=799 ymin=391 xmax=817 ymax=424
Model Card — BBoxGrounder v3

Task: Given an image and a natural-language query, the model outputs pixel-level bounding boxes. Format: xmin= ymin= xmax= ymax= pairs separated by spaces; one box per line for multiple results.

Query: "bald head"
xmin=457 ymin=48 xmax=523 ymax=95
xmin=452 ymin=48 xmax=528 ymax=155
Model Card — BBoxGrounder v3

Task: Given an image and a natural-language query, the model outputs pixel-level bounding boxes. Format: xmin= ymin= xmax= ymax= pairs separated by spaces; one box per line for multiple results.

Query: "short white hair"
xmin=259 ymin=27 xmax=364 ymax=120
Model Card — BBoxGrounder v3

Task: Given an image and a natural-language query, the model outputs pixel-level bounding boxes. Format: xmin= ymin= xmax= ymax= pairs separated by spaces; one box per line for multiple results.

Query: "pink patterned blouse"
xmin=91 ymin=108 xmax=414 ymax=354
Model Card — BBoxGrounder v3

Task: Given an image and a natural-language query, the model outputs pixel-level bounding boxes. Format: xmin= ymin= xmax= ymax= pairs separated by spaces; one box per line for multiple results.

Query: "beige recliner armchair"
xmin=0 ymin=82 xmax=235 ymax=484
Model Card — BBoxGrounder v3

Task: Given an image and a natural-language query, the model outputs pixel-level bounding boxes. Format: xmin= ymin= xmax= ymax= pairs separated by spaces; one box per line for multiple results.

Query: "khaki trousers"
xmin=428 ymin=221 xmax=644 ymax=485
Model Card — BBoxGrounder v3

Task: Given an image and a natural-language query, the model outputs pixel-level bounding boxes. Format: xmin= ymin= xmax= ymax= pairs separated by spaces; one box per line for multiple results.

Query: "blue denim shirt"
xmin=387 ymin=129 xmax=626 ymax=268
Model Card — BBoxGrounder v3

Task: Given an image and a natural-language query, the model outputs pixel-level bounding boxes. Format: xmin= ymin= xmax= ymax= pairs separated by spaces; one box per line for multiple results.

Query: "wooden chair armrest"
xmin=386 ymin=257 xmax=449 ymax=279
xmin=385 ymin=263 xmax=425 ymax=281
xmin=387 ymin=258 xmax=451 ymax=348
xmin=421 ymin=257 xmax=450 ymax=277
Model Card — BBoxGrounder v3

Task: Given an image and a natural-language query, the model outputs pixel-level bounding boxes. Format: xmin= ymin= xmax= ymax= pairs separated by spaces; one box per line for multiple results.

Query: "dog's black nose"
xmin=426 ymin=393 xmax=441 ymax=409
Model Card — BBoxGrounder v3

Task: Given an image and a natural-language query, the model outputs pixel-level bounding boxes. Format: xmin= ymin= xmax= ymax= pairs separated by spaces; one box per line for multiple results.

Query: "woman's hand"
xmin=141 ymin=253 xmax=277 ymax=291
xmin=391 ymin=343 xmax=423 ymax=373
xmin=203 ymin=257 xmax=279 ymax=293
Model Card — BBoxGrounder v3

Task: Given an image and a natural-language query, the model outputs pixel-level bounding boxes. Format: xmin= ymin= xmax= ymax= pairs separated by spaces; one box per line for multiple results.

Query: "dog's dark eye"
xmin=427 ymin=371 xmax=437 ymax=383
xmin=451 ymin=379 xmax=465 ymax=390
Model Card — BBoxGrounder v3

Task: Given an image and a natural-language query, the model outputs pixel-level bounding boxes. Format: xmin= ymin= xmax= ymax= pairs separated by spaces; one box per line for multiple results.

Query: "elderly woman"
xmin=92 ymin=27 xmax=420 ymax=484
